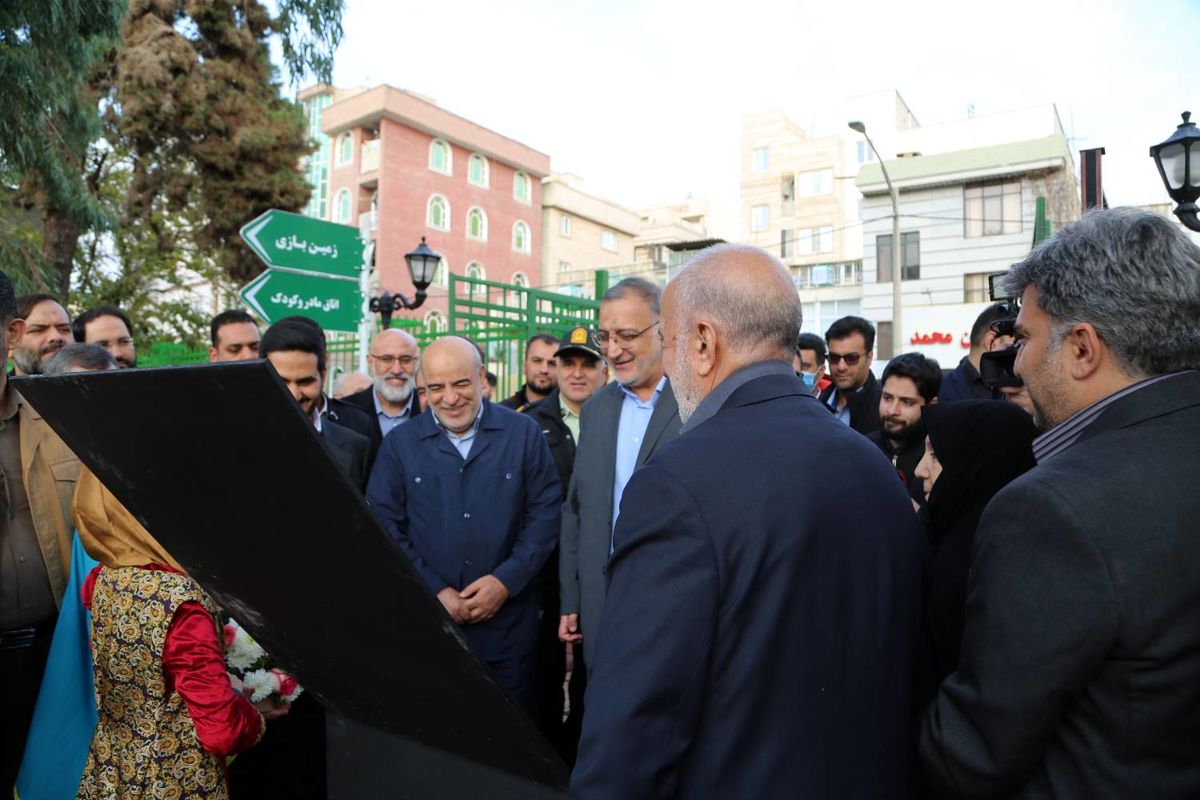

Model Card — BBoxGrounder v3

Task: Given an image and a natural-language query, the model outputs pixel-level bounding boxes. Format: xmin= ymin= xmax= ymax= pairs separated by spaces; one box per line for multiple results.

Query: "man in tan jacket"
xmin=0 ymin=275 xmax=80 ymax=793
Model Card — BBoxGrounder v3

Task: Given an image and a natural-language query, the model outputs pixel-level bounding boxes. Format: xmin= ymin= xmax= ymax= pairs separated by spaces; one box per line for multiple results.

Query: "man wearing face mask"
xmin=866 ymin=352 xmax=941 ymax=502
xmin=793 ymin=332 xmax=830 ymax=395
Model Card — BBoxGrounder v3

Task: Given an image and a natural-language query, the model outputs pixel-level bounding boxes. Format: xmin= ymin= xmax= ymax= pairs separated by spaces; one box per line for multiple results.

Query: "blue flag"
xmin=15 ymin=533 xmax=99 ymax=800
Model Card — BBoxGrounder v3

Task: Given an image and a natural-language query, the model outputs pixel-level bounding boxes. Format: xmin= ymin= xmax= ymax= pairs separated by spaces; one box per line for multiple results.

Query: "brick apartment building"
xmin=309 ymin=85 xmax=550 ymax=328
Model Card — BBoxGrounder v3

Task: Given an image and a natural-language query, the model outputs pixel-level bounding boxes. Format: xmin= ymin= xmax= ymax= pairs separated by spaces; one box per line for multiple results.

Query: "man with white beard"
xmin=340 ymin=329 xmax=422 ymax=451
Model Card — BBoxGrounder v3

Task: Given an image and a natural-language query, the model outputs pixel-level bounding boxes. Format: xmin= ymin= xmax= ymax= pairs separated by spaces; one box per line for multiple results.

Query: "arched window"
xmin=512 ymin=271 xmax=530 ymax=288
xmin=429 ymin=139 xmax=451 ymax=174
xmin=468 ymin=154 xmax=489 ymax=187
xmin=334 ymin=189 xmax=352 ymax=223
xmin=465 ymin=261 xmax=485 ymax=297
xmin=423 ymin=309 xmax=447 ymax=334
xmin=337 ymin=133 xmax=353 ymax=166
xmin=513 ymin=171 xmax=531 ymax=203
xmin=512 ymin=221 xmax=530 ymax=254
xmin=466 ymin=207 xmax=487 ymax=241
xmin=427 ymin=195 xmax=449 ymax=231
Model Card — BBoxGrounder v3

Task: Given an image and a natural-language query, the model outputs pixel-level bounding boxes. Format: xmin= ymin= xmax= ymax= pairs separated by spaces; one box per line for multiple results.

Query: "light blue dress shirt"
xmin=611 ymin=377 xmax=666 ymax=549
xmin=825 ymin=385 xmax=852 ymax=425
xmin=373 ymin=388 xmax=411 ymax=438
xmin=434 ymin=403 xmax=484 ymax=459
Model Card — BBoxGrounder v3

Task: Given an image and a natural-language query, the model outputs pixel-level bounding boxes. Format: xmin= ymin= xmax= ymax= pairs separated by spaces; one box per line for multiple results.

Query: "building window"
xmin=797 ymin=168 xmax=833 ymax=197
xmin=431 ymin=258 xmax=448 ymax=287
xmin=467 ymin=207 xmax=487 ymax=241
xmin=876 ymin=231 xmax=920 ymax=282
xmin=751 ymin=204 xmax=769 ymax=232
xmin=513 ymin=171 xmax=531 ymax=203
xmin=752 ymin=146 xmax=770 ymax=173
xmin=465 ymin=261 xmax=485 ymax=281
xmin=558 ymin=260 xmax=571 ymax=273
xmin=559 ymin=214 xmax=572 ymax=237
xmin=429 ymin=139 xmax=452 ymax=175
xmin=427 ymin=195 xmax=449 ymax=231
xmin=816 ymin=225 xmax=833 ymax=253
xmin=796 ymin=225 xmax=834 ymax=255
xmin=780 ymin=229 xmax=795 ymax=260
xmin=781 ymin=175 xmax=795 ymax=216
xmin=601 ymin=229 xmax=618 ymax=253
xmin=512 ymin=221 xmax=530 ymax=254
xmin=512 ymin=271 xmax=530 ymax=288
xmin=964 ymin=180 xmax=1022 ymax=237
xmin=314 ymin=165 xmax=329 ymax=219
xmin=856 ymin=141 xmax=875 ymax=165
xmin=468 ymin=154 xmax=489 ymax=187
xmin=336 ymin=133 xmax=353 ymax=166
xmin=423 ymin=309 xmax=446 ymax=334
xmin=964 ymin=272 xmax=992 ymax=303
xmin=333 ymin=189 xmax=352 ymax=223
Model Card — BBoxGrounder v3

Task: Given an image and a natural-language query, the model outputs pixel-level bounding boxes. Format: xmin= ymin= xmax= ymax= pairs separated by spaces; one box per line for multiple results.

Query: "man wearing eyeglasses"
xmin=341 ymin=328 xmax=423 ymax=452
xmin=817 ymin=315 xmax=883 ymax=435
xmin=72 ymin=306 xmax=137 ymax=369
xmin=559 ymin=277 xmax=681 ymax=674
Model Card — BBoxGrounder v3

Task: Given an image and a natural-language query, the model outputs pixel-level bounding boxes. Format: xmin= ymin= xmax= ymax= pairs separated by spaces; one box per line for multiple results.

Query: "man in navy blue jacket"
xmin=366 ymin=337 xmax=562 ymax=713
xmin=572 ymin=246 xmax=928 ymax=799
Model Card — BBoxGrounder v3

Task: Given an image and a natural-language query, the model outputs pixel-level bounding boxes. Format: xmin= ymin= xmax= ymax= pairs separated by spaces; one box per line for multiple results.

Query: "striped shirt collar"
xmin=1032 ymin=372 xmax=1179 ymax=464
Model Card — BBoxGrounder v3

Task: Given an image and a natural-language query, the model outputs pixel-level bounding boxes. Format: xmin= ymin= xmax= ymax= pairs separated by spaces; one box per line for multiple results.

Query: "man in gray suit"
xmin=920 ymin=208 xmax=1200 ymax=797
xmin=559 ymin=278 xmax=682 ymax=667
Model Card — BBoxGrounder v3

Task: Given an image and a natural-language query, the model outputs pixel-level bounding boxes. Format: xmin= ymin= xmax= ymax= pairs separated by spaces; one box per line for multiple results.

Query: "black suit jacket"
xmin=524 ymin=388 xmax=575 ymax=495
xmin=319 ymin=420 xmax=370 ymax=493
xmin=340 ymin=386 xmax=420 ymax=453
xmin=939 ymin=356 xmax=999 ymax=402
xmin=573 ymin=372 xmax=928 ymax=799
xmin=920 ymin=371 xmax=1200 ymax=798
xmin=818 ymin=369 xmax=882 ymax=435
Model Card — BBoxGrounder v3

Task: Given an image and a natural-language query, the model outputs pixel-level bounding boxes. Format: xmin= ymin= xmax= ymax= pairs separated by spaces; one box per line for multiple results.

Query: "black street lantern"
xmin=369 ymin=237 xmax=439 ymax=328
xmin=1150 ymin=111 xmax=1200 ymax=232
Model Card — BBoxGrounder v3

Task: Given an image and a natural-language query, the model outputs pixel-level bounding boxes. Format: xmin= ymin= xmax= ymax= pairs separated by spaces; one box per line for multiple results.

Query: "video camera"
xmin=979 ymin=273 xmax=1022 ymax=390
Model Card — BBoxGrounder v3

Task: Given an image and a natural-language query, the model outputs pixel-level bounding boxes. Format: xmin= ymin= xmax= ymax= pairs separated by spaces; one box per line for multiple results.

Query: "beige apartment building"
xmin=739 ymin=92 xmax=920 ymax=335
xmin=541 ymin=173 xmax=639 ymax=290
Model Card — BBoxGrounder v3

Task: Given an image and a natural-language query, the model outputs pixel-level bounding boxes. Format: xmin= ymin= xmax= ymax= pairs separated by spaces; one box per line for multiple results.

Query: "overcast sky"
xmin=321 ymin=0 xmax=1198 ymax=223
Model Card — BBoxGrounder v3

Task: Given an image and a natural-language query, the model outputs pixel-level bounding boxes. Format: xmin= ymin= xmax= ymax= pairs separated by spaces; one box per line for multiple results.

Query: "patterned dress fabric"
xmin=77 ymin=567 xmax=229 ymax=799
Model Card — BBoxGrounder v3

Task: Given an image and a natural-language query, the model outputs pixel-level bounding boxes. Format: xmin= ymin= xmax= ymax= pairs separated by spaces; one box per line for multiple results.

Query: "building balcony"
xmin=791 ymin=260 xmax=863 ymax=289
xmin=360 ymin=139 xmax=380 ymax=173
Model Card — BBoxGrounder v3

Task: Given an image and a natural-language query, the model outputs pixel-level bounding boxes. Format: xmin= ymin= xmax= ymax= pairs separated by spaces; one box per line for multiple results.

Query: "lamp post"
xmin=368 ymin=237 xmax=439 ymax=329
xmin=1150 ymin=111 xmax=1200 ymax=232
xmin=849 ymin=120 xmax=902 ymax=355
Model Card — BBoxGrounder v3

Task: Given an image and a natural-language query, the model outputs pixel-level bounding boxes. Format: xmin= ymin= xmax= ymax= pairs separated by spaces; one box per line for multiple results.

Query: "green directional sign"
xmin=240 ymin=268 xmax=363 ymax=332
xmin=240 ymin=209 xmax=364 ymax=278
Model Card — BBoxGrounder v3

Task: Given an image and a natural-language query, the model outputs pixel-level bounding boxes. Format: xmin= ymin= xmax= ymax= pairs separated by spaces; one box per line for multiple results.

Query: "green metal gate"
xmin=142 ymin=273 xmax=608 ymax=402
xmin=446 ymin=272 xmax=601 ymax=399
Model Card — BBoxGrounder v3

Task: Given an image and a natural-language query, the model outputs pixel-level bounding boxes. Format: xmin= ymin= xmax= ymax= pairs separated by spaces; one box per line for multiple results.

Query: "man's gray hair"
xmin=998 ymin=207 xmax=1200 ymax=377
xmin=602 ymin=277 xmax=661 ymax=317
xmin=43 ymin=343 xmax=118 ymax=375
xmin=670 ymin=244 xmax=802 ymax=353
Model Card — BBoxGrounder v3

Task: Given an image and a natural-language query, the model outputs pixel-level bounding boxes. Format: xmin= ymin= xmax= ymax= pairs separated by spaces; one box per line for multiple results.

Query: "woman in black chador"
xmin=915 ymin=400 xmax=1038 ymax=680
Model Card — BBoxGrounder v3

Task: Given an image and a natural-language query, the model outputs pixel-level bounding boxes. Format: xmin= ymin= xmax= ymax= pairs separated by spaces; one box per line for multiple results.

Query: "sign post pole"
xmin=357 ymin=242 xmax=375 ymax=374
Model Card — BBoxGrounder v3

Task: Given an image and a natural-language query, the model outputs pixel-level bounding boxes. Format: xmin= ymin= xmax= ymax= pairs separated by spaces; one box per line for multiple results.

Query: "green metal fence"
xmin=445 ymin=272 xmax=601 ymax=399
xmin=136 ymin=272 xmax=605 ymax=401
